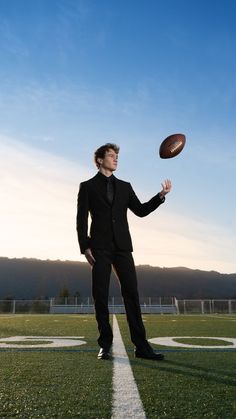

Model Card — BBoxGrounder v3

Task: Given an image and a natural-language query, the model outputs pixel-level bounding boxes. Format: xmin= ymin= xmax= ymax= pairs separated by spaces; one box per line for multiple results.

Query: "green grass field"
xmin=0 ymin=314 xmax=236 ymax=418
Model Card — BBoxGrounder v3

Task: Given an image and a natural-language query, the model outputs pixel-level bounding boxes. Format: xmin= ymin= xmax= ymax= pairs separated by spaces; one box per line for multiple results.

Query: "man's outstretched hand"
xmin=159 ymin=179 xmax=172 ymax=199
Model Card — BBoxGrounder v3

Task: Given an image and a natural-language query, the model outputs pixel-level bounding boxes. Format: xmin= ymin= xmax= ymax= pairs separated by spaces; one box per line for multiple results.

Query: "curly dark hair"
xmin=94 ymin=143 xmax=120 ymax=168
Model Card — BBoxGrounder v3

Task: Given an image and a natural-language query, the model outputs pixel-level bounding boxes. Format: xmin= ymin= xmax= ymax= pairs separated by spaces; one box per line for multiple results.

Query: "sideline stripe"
xmin=112 ymin=315 xmax=146 ymax=419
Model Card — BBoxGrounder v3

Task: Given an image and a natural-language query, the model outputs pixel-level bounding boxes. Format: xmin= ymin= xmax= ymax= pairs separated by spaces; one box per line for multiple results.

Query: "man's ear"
xmin=98 ymin=158 xmax=103 ymax=165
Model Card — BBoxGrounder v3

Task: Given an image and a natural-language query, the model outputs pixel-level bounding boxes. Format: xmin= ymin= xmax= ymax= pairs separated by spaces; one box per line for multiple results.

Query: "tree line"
xmin=0 ymin=257 xmax=236 ymax=300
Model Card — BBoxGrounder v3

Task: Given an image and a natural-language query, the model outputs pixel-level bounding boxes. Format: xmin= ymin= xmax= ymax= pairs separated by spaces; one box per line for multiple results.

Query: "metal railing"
xmin=0 ymin=298 xmax=236 ymax=315
xmin=176 ymin=299 xmax=236 ymax=315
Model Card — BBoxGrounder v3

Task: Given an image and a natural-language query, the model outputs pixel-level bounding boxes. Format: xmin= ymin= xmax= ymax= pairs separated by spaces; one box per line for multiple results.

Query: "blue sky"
xmin=0 ymin=0 xmax=236 ymax=273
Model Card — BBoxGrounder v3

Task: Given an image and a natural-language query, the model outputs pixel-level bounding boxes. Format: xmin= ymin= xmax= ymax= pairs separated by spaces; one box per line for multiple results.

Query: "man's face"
xmin=100 ymin=149 xmax=118 ymax=171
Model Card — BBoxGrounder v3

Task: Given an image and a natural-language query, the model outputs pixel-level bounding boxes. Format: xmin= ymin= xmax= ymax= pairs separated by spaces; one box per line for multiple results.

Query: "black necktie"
xmin=107 ymin=177 xmax=114 ymax=204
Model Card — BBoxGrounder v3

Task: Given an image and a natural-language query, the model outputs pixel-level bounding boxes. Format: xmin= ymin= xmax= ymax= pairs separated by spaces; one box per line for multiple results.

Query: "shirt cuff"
xmin=158 ymin=193 xmax=165 ymax=203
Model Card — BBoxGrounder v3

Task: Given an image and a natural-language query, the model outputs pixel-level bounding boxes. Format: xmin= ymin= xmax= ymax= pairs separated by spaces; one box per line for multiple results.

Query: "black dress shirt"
xmin=97 ymin=172 xmax=115 ymax=204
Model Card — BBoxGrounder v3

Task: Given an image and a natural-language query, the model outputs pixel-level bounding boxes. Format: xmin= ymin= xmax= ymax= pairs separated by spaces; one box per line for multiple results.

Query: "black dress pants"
xmin=92 ymin=247 xmax=150 ymax=352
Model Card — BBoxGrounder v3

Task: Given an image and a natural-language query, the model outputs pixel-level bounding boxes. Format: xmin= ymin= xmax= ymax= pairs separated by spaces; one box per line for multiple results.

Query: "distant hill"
xmin=0 ymin=257 xmax=236 ymax=299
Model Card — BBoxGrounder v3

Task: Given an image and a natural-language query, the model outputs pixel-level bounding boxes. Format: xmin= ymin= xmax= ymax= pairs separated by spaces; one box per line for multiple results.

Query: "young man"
xmin=77 ymin=143 xmax=171 ymax=360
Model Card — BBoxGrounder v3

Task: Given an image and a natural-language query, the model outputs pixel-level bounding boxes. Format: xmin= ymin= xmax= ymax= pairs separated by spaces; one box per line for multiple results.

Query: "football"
xmin=159 ymin=133 xmax=186 ymax=159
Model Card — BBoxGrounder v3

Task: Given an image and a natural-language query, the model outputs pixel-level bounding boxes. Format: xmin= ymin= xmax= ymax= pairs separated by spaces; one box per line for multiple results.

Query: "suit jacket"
xmin=76 ymin=172 xmax=165 ymax=254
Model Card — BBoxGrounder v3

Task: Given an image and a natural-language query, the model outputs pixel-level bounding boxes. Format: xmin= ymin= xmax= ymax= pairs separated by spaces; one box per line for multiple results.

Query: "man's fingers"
xmin=161 ymin=179 xmax=172 ymax=194
xmin=90 ymin=255 xmax=96 ymax=265
xmin=86 ymin=255 xmax=95 ymax=266
xmin=85 ymin=249 xmax=96 ymax=266
xmin=164 ymin=179 xmax=171 ymax=188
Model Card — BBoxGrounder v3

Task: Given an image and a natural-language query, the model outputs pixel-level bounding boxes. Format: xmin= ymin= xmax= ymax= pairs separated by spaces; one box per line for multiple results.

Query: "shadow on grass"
xmin=164 ymin=358 xmax=236 ymax=378
xmin=129 ymin=357 xmax=236 ymax=387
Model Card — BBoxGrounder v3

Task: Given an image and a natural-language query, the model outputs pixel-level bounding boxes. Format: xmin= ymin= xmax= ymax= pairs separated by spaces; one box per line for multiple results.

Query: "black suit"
xmin=77 ymin=172 xmax=165 ymax=351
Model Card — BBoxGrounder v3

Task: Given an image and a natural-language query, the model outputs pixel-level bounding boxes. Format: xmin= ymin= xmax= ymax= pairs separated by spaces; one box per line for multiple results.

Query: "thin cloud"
xmin=129 ymin=205 xmax=236 ymax=274
xmin=0 ymin=136 xmax=91 ymax=261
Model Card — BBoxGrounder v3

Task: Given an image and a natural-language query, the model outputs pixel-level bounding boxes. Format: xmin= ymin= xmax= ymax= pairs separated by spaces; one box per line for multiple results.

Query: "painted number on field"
xmin=149 ymin=336 xmax=236 ymax=349
xmin=0 ymin=336 xmax=87 ymax=348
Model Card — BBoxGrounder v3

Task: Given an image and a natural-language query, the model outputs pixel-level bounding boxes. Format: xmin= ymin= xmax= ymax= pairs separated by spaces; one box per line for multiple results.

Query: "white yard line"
xmin=112 ymin=315 xmax=146 ymax=419
xmin=207 ymin=315 xmax=236 ymax=321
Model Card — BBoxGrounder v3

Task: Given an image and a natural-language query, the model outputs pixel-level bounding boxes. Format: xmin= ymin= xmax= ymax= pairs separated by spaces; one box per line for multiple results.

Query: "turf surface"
xmin=0 ymin=315 xmax=112 ymax=418
xmin=1 ymin=314 xmax=236 ymax=418
xmin=118 ymin=314 xmax=236 ymax=419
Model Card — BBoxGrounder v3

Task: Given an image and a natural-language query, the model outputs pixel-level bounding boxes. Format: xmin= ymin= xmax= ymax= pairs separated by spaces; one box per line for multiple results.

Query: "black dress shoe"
xmin=134 ymin=349 xmax=164 ymax=361
xmin=97 ymin=348 xmax=111 ymax=360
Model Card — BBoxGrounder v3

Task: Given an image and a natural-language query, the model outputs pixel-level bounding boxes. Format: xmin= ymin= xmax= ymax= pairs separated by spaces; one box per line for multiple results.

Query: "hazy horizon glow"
xmin=1 ymin=136 xmax=235 ymax=274
xmin=0 ymin=1 xmax=236 ymax=274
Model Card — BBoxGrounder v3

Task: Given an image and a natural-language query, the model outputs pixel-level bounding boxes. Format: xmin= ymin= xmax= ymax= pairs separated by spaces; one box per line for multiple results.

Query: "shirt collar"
xmin=97 ymin=171 xmax=115 ymax=183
